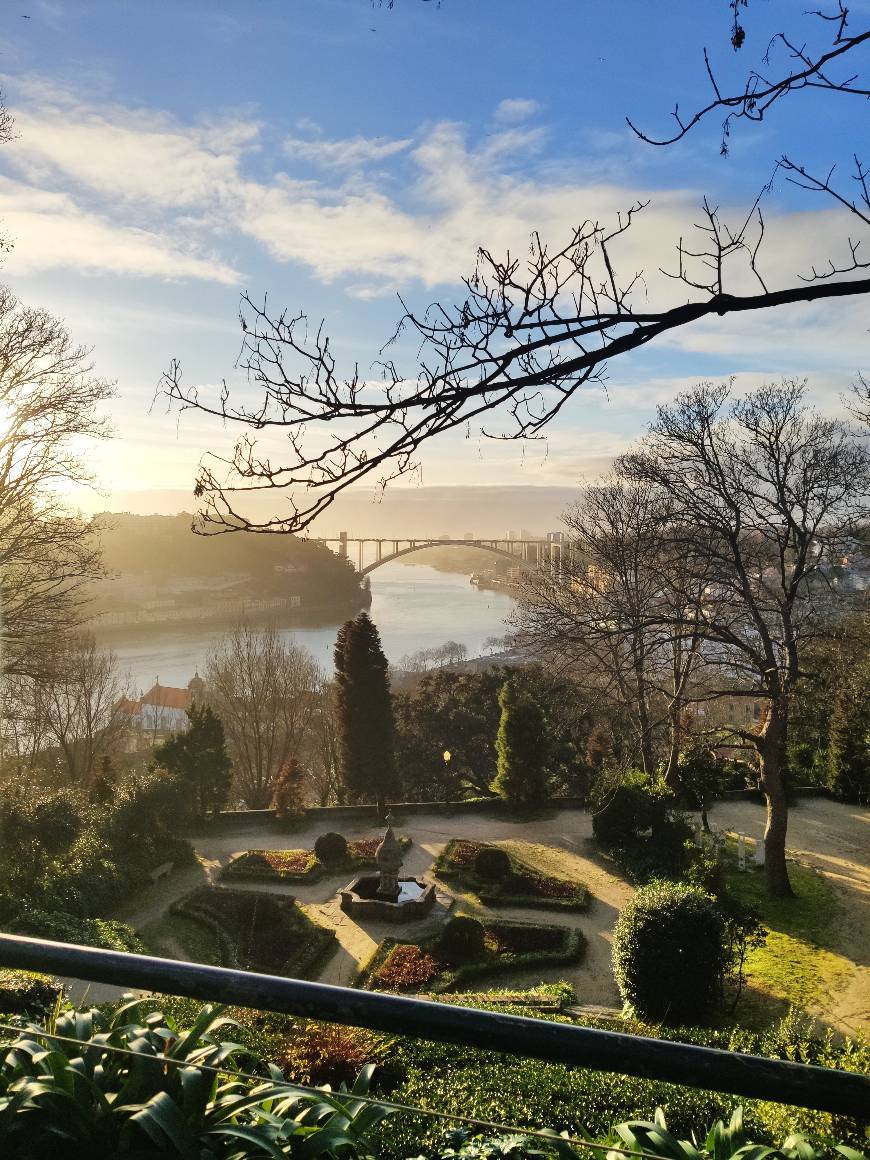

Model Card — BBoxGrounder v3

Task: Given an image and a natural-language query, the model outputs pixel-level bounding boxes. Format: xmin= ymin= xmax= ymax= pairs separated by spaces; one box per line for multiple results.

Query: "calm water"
xmin=110 ymin=562 xmax=515 ymax=690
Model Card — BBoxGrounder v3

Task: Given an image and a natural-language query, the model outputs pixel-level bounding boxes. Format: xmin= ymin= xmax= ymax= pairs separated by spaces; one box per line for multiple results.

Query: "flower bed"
xmin=171 ymin=886 xmax=335 ymax=978
xmin=220 ymin=836 xmax=412 ymax=884
xmin=356 ymin=919 xmax=585 ymax=994
xmin=433 ymin=839 xmax=589 ymax=911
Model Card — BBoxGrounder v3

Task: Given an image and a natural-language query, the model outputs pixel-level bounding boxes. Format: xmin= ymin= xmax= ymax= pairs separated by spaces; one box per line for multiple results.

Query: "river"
xmin=110 ymin=562 xmax=515 ymax=690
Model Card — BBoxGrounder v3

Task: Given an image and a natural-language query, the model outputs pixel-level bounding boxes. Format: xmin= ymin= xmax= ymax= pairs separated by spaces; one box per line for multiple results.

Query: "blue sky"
xmin=1 ymin=0 xmax=867 ymax=517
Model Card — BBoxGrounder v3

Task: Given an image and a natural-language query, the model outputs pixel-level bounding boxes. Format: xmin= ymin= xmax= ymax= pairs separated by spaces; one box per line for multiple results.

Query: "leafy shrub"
xmin=474 ymin=846 xmax=512 ymax=881
xmin=280 ymin=1020 xmax=390 ymax=1088
xmin=314 ymin=831 xmax=349 ymax=865
xmin=377 ymin=944 xmax=439 ymax=989
xmin=417 ymin=1107 xmax=865 ymax=1160
xmin=592 ymin=770 xmax=670 ymax=846
xmin=0 ymin=1002 xmax=390 ymax=1159
xmin=0 ymin=969 xmax=63 ymax=1017
xmin=612 ymin=881 xmax=727 ymax=1024
xmin=10 ymin=906 xmax=145 ymax=953
xmin=439 ymin=915 xmax=486 ymax=962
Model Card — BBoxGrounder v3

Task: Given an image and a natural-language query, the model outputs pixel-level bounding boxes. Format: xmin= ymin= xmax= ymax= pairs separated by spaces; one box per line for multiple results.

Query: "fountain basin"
xmin=339 ymin=874 xmax=436 ymax=922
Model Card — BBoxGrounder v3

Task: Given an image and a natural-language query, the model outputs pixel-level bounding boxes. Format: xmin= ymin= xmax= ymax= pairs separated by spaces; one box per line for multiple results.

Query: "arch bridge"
xmin=315 ymin=533 xmax=565 ymax=576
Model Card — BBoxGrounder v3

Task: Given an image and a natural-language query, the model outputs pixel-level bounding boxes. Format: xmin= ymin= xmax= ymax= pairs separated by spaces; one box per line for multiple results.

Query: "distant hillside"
xmin=90 ymin=512 xmax=367 ymax=623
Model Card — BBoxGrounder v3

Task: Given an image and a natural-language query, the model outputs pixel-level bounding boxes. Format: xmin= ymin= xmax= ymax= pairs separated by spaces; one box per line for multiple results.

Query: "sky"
xmin=1 ymin=0 xmax=868 ymax=526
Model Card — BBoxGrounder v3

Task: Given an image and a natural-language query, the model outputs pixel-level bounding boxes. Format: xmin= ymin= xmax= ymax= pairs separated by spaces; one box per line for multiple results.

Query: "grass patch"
xmin=723 ymin=839 xmax=854 ymax=1018
xmin=140 ymin=912 xmax=227 ymax=967
xmin=433 ymin=839 xmax=589 ymax=910
xmin=356 ymin=919 xmax=585 ymax=993
xmin=171 ymin=886 xmax=336 ymax=978
xmin=220 ymin=836 xmax=412 ymax=884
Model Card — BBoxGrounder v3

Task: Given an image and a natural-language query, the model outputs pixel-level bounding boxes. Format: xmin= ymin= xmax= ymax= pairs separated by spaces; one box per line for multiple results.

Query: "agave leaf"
xmin=205 ymin=1121 xmax=289 ymax=1159
xmin=129 ymin=1089 xmax=202 ymax=1160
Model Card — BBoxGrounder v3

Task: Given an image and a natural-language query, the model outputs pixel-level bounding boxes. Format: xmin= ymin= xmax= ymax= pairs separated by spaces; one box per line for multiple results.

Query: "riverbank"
xmin=107 ymin=562 xmax=515 ymax=689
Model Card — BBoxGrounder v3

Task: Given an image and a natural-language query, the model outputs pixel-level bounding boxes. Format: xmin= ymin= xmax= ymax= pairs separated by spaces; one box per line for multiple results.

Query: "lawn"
xmin=356 ymin=919 xmax=585 ymax=993
xmin=433 ymin=838 xmax=589 ymax=910
xmin=170 ymin=886 xmax=336 ymax=978
xmin=723 ymin=838 xmax=854 ymax=1024
xmin=221 ymin=836 xmax=412 ymax=884
xmin=140 ymin=911 xmax=227 ymax=966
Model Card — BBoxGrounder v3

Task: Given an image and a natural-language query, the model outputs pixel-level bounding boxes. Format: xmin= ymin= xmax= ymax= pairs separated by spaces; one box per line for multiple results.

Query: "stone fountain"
xmin=339 ymin=815 xmax=436 ymax=923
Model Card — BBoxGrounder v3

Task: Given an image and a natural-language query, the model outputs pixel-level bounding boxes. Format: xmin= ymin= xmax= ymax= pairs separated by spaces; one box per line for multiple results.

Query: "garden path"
xmin=187 ymin=808 xmax=632 ymax=1006
xmin=83 ymin=801 xmax=866 ymax=1031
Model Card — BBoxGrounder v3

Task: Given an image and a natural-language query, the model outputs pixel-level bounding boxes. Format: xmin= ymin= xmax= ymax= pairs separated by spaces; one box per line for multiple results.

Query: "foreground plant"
xmin=421 ymin=1108 xmax=866 ymax=1160
xmin=0 ymin=1001 xmax=389 ymax=1158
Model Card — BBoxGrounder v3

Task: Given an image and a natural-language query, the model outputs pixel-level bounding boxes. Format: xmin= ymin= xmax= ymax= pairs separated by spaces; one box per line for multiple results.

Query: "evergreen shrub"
xmin=592 ymin=770 xmax=670 ymax=846
xmin=314 ymin=832 xmax=348 ymax=865
xmin=438 ymin=915 xmax=486 ymax=962
xmin=473 ymin=846 xmax=512 ymax=881
xmin=612 ymin=881 xmax=727 ymax=1024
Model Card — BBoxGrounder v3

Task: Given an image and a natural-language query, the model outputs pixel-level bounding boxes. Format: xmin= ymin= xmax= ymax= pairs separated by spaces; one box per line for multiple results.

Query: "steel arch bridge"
xmin=315 ymin=534 xmax=564 ymax=575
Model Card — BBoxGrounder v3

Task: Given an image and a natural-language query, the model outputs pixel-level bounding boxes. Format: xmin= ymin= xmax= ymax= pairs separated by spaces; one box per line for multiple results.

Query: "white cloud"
xmin=0 ymin=177 xmax=240 ymax=283
xmin=283 ymin=132 xmax=412 ymax=168
xmin=494 ymin=98 xmax=541 ymax=124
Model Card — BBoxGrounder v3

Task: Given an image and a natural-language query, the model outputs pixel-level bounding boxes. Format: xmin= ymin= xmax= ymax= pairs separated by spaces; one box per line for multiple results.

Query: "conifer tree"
xmin=271 ymin=756 xmax=307 ymax=820
xmin=155 ymin=702 xmax=233 ymax=820
xmin=334 ymin=613 xmax=399 ymax=818
xmin=491 ymin=679 xmax=550 ymax=808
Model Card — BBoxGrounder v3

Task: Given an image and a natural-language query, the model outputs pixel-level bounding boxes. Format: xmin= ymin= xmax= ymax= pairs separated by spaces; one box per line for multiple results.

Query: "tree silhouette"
xmin=161 ymin=2 xmax=870 ymax=535
xmin=155 ymin=702 xmax=233 ymax=821
xmin=334 ymin=613 xmax=400 ymax=817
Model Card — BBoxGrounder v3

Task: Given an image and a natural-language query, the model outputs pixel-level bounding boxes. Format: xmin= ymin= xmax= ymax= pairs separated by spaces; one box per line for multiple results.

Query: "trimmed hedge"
xmin=433 ymin=839 xmax=589 ymax=911
xmin=356 ymin=920 xmax=585 ymax=994
xmin=171 ymin=886 xmax=336 ymax=979
xmin=220 ymin=836 xmax=413 ymax=885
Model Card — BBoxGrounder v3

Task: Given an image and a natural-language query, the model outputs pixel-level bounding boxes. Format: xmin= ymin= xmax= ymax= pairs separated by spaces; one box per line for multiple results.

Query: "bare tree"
xmin=159 ymin=5 xmax=870 ymax=535
xmin=619 ymin=379 xmax=870 ymax=896
xmin=21 ymin=632 xmax=130 ymax=786
xmin=205 ymin=623 xmax=319 ymax=808
xmin=516 ymin=479 xmax=706 ymax=782
xmin=0 ymin=287 xmax=114 ymax=675
xmin=303 ymin=674 xmax=343 ymax=806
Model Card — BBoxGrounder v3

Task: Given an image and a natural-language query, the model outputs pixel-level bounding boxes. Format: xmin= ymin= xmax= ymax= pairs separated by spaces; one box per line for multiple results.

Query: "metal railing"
xmin=0 ymin=934 xmax=866 ymax=1120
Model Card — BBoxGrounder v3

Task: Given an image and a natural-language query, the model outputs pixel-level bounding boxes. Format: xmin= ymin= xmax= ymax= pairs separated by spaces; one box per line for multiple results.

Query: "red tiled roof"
xmin=141 ymin=684 xmax=191 ymax=710
xmin=117 ymin=697 xmax=142 ymax=715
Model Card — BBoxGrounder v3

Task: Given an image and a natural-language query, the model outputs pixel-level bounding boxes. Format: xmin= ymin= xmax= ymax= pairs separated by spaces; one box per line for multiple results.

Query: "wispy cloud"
xmin=494 ymin=98 xmax=541 ymax=124
xmin=0 ymin=177 xmax=240 ymax=283
xmin=283 ymin=131 xmax=412 ymax=168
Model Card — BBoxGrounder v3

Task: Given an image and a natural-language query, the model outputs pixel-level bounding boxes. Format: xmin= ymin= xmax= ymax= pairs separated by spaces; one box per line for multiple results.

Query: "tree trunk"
xmin=756 ymin=703 xmax=794 ymax=897
xmin=662 ymin=703 xmax=681 ymax=790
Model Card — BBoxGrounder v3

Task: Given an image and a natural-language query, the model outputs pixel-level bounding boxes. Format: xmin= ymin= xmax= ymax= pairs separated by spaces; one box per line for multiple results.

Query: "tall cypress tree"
xmin=334 ymin=612 xmax=400 ymax=818
xmin=491 ymin=679 xmax=551 ymax=808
